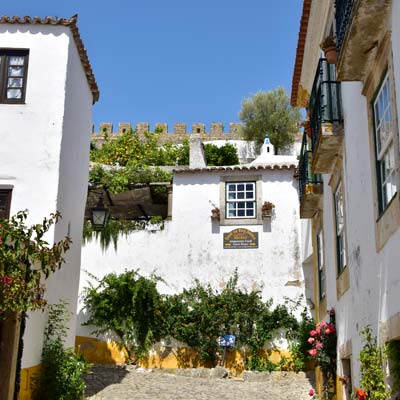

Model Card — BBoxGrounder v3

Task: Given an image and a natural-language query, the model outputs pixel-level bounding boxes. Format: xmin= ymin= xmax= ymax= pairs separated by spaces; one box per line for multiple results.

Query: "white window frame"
xmin=334 ymin=180 xmax=347 ymax=274
xmin=225 ymin=181 xmax=256 ymax=219
xmin=373 ymin=73 xmax=397 ymax=212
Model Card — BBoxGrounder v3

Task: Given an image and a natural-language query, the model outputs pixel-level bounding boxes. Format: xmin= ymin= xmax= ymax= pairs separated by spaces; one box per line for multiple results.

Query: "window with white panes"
xmin=0 ymin=50 xmax=29 ymax=103
xmin=373 ymin=73 xmax=397 ymax=212
xmin=334 ymin=180 xmax=347 ymax=274
xmin=316 ymin=230 xmax=325 ymax=300
xmin=226 ymin=182 xmax=256 ymax=218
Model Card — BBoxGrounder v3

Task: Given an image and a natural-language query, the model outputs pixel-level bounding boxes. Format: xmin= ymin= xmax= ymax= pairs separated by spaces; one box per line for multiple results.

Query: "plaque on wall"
xmin=223 ymin=228 xmax=258 ymax=249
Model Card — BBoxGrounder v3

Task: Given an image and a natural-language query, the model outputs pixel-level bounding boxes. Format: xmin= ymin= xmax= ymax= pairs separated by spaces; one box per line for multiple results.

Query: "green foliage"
xmin=204 ymin=143 xmax=239 ymax=166
xmin=239 ymin=87 xmax=301 ymax=154
xmin=245 ymin=354 xmax=278 ymax=372
xmin=286 ymin=307 xmax=315 ymax=372
xmin=0 ymin=211 xmax=71 ymax=318
xmin=161 ymin=271 xmax=297 ymax=365
xmin=89 ymin=164 xmax=172 ymax=195
xmin=32 ymin=301 xmax=91 ymax=400
xmin=82 ymin=270 xmax=163 ymax=361
xmin=90 ymin=130 xmax=189 ymax=166
xmin=359 ymin=326 xmax=389 ymax=400
xmin=82 ymin=219 xmax=147 ymax=251
xmin=386 ymin=340 xmax=400 ymax=394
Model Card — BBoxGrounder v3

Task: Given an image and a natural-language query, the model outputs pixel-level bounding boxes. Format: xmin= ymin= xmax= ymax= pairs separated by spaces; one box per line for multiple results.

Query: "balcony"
xmin=299 ymin=135 xmax=323 ymax=219
xmin=335 ymin=0 xmax=391 ymax=81
xmin=309 ymin=59 xmax=344 ymax=174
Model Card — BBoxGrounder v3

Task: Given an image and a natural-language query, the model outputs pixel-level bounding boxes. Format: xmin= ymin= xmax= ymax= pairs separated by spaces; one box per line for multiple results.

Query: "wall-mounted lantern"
xmin=90 ymin=196 xmax=109 ymax=229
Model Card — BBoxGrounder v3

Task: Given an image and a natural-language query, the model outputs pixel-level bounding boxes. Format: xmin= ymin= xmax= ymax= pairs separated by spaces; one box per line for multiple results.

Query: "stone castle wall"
xmin=91 ymin=122 xmax=243 ymax=147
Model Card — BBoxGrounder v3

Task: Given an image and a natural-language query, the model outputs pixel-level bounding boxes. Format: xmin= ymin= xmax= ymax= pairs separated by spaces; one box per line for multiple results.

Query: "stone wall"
xmin=91 ymin=122 xmax=243 ymax=147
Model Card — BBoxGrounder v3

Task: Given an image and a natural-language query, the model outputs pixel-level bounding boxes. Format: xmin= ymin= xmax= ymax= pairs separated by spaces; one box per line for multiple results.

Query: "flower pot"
xmin=211 ymin=210 xmax=220 ymax=220
xmin=262 ymin=211 xmax=272 ymax=219
xmin=324 ymin=45 xmax=337 ymax=64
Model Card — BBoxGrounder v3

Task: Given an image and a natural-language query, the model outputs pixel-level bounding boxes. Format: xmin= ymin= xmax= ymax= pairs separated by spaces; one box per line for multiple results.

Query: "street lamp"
xmin=90 ymin=195 xmax=109 ymax=229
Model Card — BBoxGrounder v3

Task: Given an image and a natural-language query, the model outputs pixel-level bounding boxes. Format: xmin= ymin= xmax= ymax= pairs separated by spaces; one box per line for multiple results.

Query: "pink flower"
xmin=310 ymin=329 xmax=317 ymax=337
xmin=316 ymin=328 xmax=321 ymax=336
xmin=319 ymin=321 xmax=327 ymax=327
xmin=308 ymin=337 xmax=315 ymax=344
xmin=327 ymin=323 xmax=336 ymax=333
xmin=315 ymin=341 xmax=323 ymax=349
xmin=309 ymin=389 xmax=315 ymax=396
xmin=309 ymin=348 xmax=317 ymax=356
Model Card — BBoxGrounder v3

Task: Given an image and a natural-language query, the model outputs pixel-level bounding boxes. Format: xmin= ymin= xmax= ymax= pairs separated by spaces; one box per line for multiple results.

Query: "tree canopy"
xmin=238 ymin=88 xmax=301 ymax=154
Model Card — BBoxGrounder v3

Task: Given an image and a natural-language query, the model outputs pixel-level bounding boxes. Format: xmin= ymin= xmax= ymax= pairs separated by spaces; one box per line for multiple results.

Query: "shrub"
xmin=32 ymin=301 xmax=91 ymax=400
xmin=204 ymin=143 xmax=239 ymax=166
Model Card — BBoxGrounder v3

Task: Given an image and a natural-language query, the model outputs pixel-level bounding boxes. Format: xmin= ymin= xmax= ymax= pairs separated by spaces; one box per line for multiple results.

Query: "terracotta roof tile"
xmin=0 ymin=15 xmax=99 ymax=104
xmin=291 ymin=0 xmax=312 ymax=107
xmin=173 ymin=164 xmax=297 ymax=174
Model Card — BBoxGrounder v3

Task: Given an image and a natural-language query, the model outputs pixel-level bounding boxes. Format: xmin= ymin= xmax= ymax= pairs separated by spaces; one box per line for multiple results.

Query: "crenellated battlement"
xmin=91 ymin=122 xmax=243 ymax=147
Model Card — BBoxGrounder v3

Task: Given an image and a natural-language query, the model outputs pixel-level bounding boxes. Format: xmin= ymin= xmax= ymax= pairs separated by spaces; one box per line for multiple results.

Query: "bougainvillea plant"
xmin=0 ymin=210 xmax=71 ymax=319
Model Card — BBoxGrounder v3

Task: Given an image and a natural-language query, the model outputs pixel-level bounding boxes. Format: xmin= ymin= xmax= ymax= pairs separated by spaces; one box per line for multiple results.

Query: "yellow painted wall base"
xmin=75 ymin=336 xmax=128 ymax=364
xmin=18 ymin=364 xmax=41 ymax=400
xmin=76 ymin=335 xmax=292 ymax=376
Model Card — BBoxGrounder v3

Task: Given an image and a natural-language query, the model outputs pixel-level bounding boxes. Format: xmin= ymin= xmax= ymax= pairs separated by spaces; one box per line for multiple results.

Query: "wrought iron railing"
xmin=309 ymin=58 xmax=343 ymax=152
xmin=299 ymin=134 xmax=322 ymax=201
xmin=335 ymin=0 xmax=354 ymax=51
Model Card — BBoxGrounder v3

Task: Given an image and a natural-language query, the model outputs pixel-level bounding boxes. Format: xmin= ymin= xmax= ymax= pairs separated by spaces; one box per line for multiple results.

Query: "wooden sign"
xmin=223 ymin=228 xmax=258 ymax=249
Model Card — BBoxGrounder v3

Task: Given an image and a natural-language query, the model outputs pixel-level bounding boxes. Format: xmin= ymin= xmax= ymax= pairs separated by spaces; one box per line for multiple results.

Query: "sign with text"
xmin=223 ymin=228 xmax=258 ymax=249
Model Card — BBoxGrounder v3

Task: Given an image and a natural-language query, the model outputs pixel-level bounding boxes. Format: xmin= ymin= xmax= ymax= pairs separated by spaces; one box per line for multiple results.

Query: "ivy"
xmin=0 ymin=211 xmax=71 ymax=318
xmin=358 ymin=326 xmax=389 ymax=400
xmin=83 ymin=270 xmax=308 ymax=369
xmin=82 ymin=270 xmax=163 ymax=361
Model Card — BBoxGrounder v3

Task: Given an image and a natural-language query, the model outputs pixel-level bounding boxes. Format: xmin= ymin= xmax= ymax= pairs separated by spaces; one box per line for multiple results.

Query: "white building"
xmin=0 ymin=15 xmax=98 ymax=400
xmin=291 ymin=1 xmax=400 ymax=398
xmin=77 ymin=135 xmax=314 ymax=364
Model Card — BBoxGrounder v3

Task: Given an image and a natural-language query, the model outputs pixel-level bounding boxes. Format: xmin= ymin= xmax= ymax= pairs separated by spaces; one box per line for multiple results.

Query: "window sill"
xmin=375 ymin=192 xmax=400 ymax=251
xmin=336 ymin=266 xmax=350 ymax=300
xmin=219 ymin=217 xmax=263 ymax=226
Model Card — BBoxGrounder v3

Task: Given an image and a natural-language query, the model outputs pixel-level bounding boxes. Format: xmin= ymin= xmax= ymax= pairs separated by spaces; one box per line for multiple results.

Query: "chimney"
xmin=189 ymin=134 xmax=206 ymax=168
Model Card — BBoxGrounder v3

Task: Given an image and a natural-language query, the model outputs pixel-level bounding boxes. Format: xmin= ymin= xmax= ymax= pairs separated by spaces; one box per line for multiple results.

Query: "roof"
xmin=290 ymin=0 xmax=312 ymax=107
xmin=174 ymin=163 xmax=298 ymax=174
xmin=0 ymin=15 xmax=99 ymax=104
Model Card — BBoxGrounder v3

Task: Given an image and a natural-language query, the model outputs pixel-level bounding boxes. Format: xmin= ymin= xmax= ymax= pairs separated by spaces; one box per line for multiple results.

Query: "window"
xmin=226 ymin=182 xmax=256 ymax=219
xmin=334 ymin=180 xmax=347 ymax=274
xmin=0 ymin=50 xmax=29 ymax=103
xmin=0 ymin=189 xmax=12 ymax=219
xmin=373 ymin=73 xmax=397 ymax=212
xmin=316 ymin=231 xmax=325 ymax=300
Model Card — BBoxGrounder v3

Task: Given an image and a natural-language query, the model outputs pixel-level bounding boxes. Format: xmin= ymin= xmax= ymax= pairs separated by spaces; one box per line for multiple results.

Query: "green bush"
xmin=204 ymin=143 xmax=239 ymax=166
xmin=32 ymin=301 xmax=91 ymax=400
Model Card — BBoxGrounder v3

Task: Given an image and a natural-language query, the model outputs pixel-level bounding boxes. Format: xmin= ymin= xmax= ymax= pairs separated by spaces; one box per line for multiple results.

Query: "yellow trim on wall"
xmin=18 ymin=364 xmax=41 ymax=400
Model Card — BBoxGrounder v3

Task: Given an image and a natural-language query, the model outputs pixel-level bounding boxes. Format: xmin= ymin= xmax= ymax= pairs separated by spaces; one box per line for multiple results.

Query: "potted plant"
xmin=211 ymin=207 xmax=220 ymax=219
xmin=261 ymin=201 xmax=275 ymax=218
xmin=320 ymin=35 xmax=337 ymax=64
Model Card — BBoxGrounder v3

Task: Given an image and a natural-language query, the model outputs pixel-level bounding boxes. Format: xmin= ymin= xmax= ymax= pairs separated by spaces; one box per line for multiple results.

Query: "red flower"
xmin=309 ymin=389 xmax=315 ymax=396
xmin=309 ymin=348 xmax=317 ymax=356
xmin=310 ymin=329 xmax=317 ymax=337
xmin=327 ymin=323 xmax=336 ymax=333
xmin=1 ymin=275 xmax=12 ymax=285
xmin=356 ymin=388 xmax=368 ymax=400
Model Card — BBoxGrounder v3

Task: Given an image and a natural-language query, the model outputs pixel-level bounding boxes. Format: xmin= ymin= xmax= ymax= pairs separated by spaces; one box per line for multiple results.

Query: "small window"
xmin=334 ymin=180 xmax=347 ymax=274
xmin=226 ymin=182 xmax=256 ymax=218
xmin=0 ymin=49 xmax=29 ymax=104
xmin=316 ymin=231 xmax=325 ymax=300
xmin=0 ymin=189 xmax=12 ymax=219
xmin=373 ymin=74 xmax=397 ymax=212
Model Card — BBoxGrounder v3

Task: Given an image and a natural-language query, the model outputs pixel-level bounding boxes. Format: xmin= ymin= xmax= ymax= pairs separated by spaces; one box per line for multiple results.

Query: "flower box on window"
xmin=261 ymin=201 xmax=275 ymax=219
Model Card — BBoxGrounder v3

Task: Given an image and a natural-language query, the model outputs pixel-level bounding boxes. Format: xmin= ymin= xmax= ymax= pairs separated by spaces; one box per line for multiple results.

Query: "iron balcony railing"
xmin=309 ymin=58 xmax=343 ymax=152
xmin=335 ymin=0 xmax=355 ymax=52
xmin=299 ymin=134 xmax=322 ymax=201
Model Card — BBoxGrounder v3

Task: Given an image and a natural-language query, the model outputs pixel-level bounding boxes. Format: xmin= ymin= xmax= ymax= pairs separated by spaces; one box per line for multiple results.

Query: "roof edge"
xmin=0 ymin=15 xmax=99 ymax=104
xmin=290 ymin=0 xmax=312 ymax=107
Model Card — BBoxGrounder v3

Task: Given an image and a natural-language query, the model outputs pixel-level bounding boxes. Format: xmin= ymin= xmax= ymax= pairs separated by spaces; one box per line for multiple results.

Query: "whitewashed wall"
xmin=78 ymin=166 xmax=309 ymax=337
xmin=0 ymin=25 xmax=93 ymax=368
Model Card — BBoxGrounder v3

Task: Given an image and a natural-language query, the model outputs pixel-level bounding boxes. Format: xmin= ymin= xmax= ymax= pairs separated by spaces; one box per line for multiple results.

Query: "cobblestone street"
xmin=84 ymin=365 xmax=315 ymax=400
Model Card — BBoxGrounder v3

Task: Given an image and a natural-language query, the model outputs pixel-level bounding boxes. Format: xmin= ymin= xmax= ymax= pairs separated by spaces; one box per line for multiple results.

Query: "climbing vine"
xmin=386 ymin=340 xmax=400 ymax=395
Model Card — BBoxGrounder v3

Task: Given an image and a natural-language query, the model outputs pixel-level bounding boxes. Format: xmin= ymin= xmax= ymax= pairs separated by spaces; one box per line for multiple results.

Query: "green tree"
xmin=204 ymin=143 xmax=239 ymax=166
xmin=238 ymin=88 xmax=301 ymax=154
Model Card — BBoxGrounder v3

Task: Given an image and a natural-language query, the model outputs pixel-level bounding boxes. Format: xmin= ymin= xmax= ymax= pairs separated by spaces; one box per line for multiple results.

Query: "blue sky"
xmin=1 ymin=1 xmax=302 ymax=133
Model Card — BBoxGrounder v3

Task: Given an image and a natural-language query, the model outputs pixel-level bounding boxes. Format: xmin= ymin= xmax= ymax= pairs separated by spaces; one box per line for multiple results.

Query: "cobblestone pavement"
xmin=85 ymin=365 xmax=315 ymax=400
